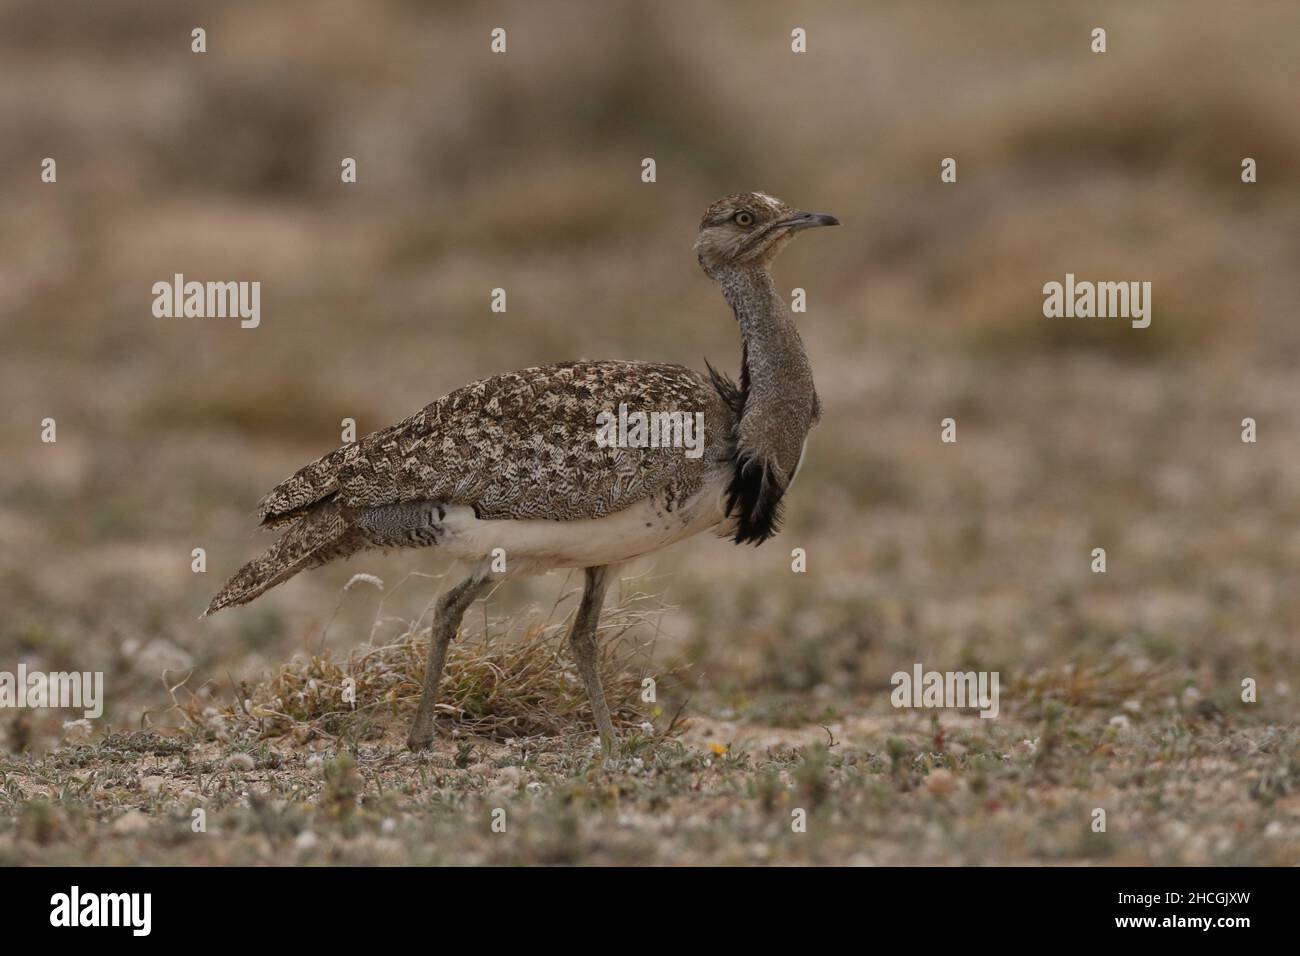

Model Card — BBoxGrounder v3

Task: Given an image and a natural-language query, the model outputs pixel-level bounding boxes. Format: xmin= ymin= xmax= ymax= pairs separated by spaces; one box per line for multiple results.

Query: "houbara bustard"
xmin=206 ymin=192 xmax=838 ymax=753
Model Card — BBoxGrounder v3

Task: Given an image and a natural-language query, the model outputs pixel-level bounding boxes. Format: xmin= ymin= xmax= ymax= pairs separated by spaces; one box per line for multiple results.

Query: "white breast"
xmin=435 ymin=478 xmax=729 ymax=576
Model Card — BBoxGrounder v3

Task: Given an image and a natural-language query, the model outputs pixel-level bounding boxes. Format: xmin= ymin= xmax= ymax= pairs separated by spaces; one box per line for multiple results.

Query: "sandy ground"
xmin=1 ymin=0 xmax=1297 ymax=864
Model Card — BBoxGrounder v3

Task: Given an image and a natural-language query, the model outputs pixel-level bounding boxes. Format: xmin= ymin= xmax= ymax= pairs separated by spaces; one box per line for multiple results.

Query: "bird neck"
xmin=716 ymin=265 xmax=815 ymax=417
xmin=710 ymin=263 xmax=818 ymax=546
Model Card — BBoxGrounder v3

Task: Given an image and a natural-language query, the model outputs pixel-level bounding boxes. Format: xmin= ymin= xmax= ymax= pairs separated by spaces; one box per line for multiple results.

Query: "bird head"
xmin=694 ymin=192 xmax=839 ymax=277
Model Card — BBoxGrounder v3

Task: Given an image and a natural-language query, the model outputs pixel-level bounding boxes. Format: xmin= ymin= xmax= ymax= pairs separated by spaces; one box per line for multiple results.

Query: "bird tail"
xmin=203 ymin=503 xmax=364 ymax=616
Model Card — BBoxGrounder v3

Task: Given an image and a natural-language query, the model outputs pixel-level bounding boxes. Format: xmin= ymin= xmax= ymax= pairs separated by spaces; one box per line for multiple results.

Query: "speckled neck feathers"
xmin=710 ymin=264 xmax=819 ymax=544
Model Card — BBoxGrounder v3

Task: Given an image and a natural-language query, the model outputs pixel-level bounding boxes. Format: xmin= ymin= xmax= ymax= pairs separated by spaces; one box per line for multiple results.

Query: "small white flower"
xmin=62 ymin=718 xmax=93 ymax=742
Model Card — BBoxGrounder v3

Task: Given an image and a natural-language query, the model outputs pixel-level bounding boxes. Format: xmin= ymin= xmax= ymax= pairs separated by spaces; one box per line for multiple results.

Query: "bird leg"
xmin=567 ymin=565 xmax=618 ymax=755
xmin=407 ymin=572 xmax=491 ymax=750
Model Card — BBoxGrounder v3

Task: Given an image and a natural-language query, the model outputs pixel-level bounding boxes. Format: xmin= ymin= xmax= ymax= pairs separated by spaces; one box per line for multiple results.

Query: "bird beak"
xmin=776 ymin=211 xmax=841 ymax=233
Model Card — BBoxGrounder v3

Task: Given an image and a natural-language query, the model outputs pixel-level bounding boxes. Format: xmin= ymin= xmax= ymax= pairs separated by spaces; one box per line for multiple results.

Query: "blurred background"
xmin=2 ymin=0 xmax=1298 ymax=747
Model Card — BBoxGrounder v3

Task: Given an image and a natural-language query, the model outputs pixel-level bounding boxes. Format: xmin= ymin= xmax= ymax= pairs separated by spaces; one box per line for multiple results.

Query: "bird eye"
xmin=734 ymin=211 xmax=754 ymax=227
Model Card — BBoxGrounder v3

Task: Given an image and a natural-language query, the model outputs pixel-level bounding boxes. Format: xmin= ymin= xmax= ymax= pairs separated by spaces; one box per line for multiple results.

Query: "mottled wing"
xmin=259 ymin=361 xmax=726 ymax=525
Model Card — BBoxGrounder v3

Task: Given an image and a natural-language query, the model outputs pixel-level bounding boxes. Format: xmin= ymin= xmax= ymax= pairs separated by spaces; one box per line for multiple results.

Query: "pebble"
xmin=925 ymin=768 xmax=957 ymax=797
xmin=112 ymin=811 xmax=151 ymax=836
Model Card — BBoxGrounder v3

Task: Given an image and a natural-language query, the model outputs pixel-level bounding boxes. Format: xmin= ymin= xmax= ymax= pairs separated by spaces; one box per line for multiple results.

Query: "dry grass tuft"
xmin=204 ymin=575 xmax=684 ymax=746
xmin=1015 ymin=660 xmax=1178 ymax=712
